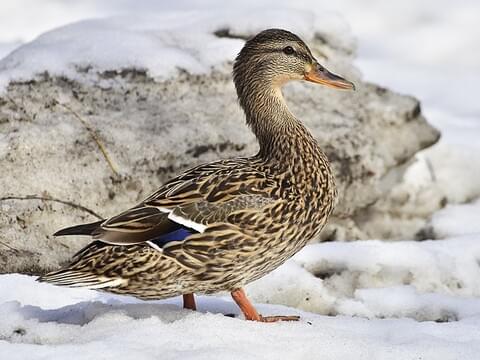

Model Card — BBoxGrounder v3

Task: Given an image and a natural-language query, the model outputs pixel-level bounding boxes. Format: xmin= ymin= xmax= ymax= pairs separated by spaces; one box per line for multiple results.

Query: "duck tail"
xmin=38 ymin=241 xmax=126 ymax=289
xmin=37 ymin=269 xmax=125 ymax=289
xmin=54 ymin=220 xmax=104 ymax=237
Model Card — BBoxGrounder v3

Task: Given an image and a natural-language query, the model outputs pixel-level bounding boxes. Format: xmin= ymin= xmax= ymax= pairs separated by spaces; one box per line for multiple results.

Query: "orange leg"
xmin=183 ymin=293 xmax=197 ymax=311
xmin=230 ymin=288 xmax=300 ymax=322
xmin=231 ymin=288 xmax=261 ymax=320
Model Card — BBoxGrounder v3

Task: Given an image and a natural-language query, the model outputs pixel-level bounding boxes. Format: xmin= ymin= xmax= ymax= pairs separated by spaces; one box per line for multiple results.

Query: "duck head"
xmin=233 ymin=28 xmax=355 ymax=103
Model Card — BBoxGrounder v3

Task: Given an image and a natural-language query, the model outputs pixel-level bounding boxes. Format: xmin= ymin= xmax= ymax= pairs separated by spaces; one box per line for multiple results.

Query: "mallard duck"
xmin=39 ymin=28 xmax=354 ymax=322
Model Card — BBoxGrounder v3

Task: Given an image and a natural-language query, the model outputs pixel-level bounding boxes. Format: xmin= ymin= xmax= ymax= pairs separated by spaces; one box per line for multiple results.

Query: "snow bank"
xmin=0 ymin=7 xmax=353 ymax=91
xmin=3 ymin=229 xmax=480 ymax=358
xmin=248 ymin=235 xmax=480 ymax=321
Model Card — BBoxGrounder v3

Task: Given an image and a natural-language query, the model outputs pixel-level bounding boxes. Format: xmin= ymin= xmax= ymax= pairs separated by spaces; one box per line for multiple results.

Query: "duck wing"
xmin=55 ymin=159 xmax=277 ymax=249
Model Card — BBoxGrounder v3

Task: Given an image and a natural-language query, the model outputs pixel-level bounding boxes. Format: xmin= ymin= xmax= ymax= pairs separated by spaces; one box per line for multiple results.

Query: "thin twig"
xmin=0 ymin=195 xmax=103 ymax=219
xmin=0 ymin=239 xmax=19 ymax=253
xmin=53 ymin=100 xmax=120 ymax=177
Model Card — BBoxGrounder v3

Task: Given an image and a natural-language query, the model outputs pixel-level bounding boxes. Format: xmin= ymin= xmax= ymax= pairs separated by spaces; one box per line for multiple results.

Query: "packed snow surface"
xmin=2 ymin=234 xmax=480 ymax=359
xmin=2 ymin=234 xmax=480 ymax=360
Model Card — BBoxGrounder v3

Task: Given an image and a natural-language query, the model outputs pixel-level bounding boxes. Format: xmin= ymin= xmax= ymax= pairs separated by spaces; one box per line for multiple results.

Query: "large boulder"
xmin=0 ymin=13 xmax=439 ymax=273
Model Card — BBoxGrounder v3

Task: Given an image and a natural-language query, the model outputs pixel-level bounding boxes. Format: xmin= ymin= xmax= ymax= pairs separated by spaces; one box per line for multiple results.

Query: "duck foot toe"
xmin=260 ymin=315 xmax=300 ymax=322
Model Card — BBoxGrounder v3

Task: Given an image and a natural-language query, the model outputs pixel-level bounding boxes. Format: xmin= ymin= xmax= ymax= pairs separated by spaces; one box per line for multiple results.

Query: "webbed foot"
xmin=230 ymin=288 xmax=300 ymax=322
xmin=259 ymin=315 xmax=300 ymax=322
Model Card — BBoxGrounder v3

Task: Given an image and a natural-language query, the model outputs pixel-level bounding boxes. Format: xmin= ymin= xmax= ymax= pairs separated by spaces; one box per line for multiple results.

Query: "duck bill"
xmin=304 ymin=64 xmax=355 ymax=90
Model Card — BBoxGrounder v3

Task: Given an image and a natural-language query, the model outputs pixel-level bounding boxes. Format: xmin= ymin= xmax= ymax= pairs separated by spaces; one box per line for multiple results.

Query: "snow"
xmin=430 ymin=199 xmax=480 ymax=238
xmin=0 ymin=7 xmax=353 ymax=91
xmin=2 ymin=272 xmax=480 ymax=360
xmin=1 ymin=0 xmax=480 ymax=359
xmin=2 ymin=233 xmax=480 ymax=360
xmin=248 ymin=236 xmax=480 ymax=320
xmin=3 ymin=236 xmax=480 ymax=359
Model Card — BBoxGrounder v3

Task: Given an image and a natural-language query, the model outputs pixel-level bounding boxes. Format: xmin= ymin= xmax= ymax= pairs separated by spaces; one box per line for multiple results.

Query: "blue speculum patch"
xmin=150 ymin=227 xmax=194 ymax=247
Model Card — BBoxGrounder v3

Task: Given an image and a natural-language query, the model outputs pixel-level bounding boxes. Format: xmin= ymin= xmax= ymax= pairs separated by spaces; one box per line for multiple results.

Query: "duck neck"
xmin=237 ymin=80 xmax=316 ymax=161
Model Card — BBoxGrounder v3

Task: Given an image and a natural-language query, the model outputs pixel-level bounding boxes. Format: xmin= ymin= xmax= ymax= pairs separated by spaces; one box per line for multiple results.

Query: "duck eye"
xmin=283 ymin=46 xmax=295 ymax=55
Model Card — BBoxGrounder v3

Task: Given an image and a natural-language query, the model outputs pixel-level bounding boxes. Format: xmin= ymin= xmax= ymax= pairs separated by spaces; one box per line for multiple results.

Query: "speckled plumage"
xmin=39 ymin=29 xmax=354 ymax=318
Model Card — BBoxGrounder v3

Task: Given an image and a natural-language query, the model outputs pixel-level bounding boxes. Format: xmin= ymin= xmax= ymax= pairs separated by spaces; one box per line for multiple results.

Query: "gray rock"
xmin=0 ymin=37 xmax=439 ymax=273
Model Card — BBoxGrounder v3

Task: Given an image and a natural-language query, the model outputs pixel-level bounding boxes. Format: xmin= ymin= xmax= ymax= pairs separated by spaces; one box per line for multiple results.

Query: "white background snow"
xmin=1 ymin=1 xmax=479 ymax=359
